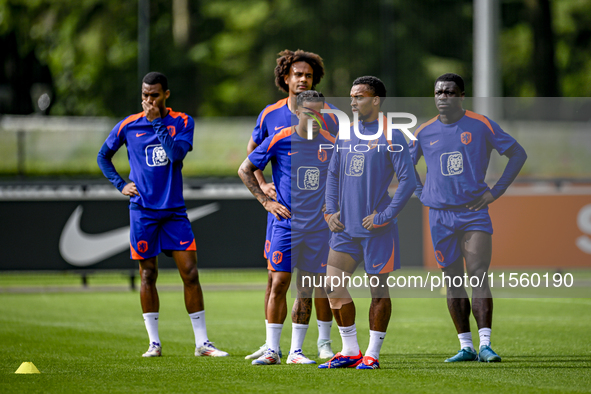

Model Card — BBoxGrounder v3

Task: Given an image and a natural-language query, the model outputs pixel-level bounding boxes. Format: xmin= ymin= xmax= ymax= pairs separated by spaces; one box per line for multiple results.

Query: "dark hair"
xmin=435 ymin=73 xmax=465 ymax=93
xmin=274 ymin=49 xmax=325 ymax=93
xmin=142 ymin=72 xmax=169 ymax=91
xmin=296 ymin=90 xmax=325 ymax=107
xmin=352 ymin=76 xmax=387 ymax=105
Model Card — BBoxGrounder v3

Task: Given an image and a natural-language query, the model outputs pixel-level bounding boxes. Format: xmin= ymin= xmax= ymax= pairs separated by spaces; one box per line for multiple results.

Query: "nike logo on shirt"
xmin=288 ymin=152 xmax=298 ymax=156
xmin=430 ymin=140 xmax=439 ymax=145
xmin=136 ymin=133 xmax=147 ymax=137
xmin=274 ymin=126 xmax=285 ymax=131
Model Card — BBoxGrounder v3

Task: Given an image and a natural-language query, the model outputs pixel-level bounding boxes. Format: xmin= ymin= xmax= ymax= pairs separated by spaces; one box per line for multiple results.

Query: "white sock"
xmin=317 ymin=320 xmax=332 ymax=341
xmin=143 ymin=312 xmax=160 ymax=345
xmin=267 ymin=323 xmax=283 ymax=353
xmin=338 ymin=324 xmax=359 ymax=356
xmin=264 ymin=319 xmax=269 ymax=344
xmin=365 ymin=330 xmax=386 ymax=360
xmin=290 ymin=323 xmax=309 ymax=353
xmin=189 ymin=310 xmax=208 ymax=346
xmin=458 ymin=332 xmax=475 ymax=351
xmin=479 ymin=327 xmax=492 ymax=348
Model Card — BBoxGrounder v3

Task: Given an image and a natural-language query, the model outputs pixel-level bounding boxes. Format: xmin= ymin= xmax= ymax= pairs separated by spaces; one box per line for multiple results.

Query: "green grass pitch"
xmin=1 ymin=270 xmax=590 ymax=393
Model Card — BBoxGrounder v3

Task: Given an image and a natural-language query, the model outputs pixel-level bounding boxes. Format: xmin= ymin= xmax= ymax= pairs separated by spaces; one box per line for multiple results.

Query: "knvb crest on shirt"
xmin=367 ymin=138 xmax=380 ymax=150
xmin=318 ymin=149 xmax=328 ymax=162
xmin=297 ymin=166 xmax=320 ymax=190
xmin=146 ymin=144 xmax=169 ymax=167
xmin=461 ymin=131 xmax=472 ymax=145
xmin=440 ymin=151 xmax=463 ymax=176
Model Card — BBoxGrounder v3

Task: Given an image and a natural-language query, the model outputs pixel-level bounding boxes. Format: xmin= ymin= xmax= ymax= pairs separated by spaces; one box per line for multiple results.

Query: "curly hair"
xmin=274 ymin=49 xmax=325 ymax=93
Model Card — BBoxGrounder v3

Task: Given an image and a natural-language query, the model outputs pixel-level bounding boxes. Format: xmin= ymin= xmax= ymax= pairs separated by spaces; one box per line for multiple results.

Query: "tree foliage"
xmin=1 ymin=0 xmax=589 ymax=118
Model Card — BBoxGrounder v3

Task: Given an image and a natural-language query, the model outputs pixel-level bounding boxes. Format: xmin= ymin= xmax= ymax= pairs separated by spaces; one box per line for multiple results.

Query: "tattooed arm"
xmin=238 ymin=157 xmax=291 ymax=221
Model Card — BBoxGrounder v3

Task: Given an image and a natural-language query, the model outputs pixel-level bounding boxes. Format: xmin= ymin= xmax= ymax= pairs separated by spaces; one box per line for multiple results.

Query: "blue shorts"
xmin=129 ymin=205 xmax=196 ymax=260
xmin=263 ymin=212 xmax=275 ymax=259
xmin=428 ymin=207 xmax=493 ymax=268
xmin=329 ymin=223 xmax=400 ymax=275
xmin=267 ymin=227 xmax=329 ymax=274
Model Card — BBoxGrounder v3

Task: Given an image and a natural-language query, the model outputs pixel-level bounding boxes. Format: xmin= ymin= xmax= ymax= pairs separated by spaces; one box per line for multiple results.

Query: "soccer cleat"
xmin=478 ymin=345 xmax=501 ymax=362
xmin=245 ymin=343 xmax=282 ymax=359
xmin=356 ymin=356 xmax=380 ymax=369
xmin=195 ymin=341 xmax=229 ymax=357
xmin=317 ymin=339 xmax=335 ymax=359
xmin=287 ymin=349 xmax=316 ymax=364
xmin=251 ymin=348 xmax=281 ymax=365
xmin=142 ymin=342 xmax=161 ymax=357
xmin=318 ymin=351 xmax=363 ymax=369
xmin=444 ymin=347 xmax=478 ymax=362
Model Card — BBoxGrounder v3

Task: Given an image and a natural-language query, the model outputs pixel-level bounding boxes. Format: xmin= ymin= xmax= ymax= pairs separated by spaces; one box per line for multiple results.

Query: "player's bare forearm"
xmin=246 ymin=137 xmax=276 ymax=199
xmin=239 ymin=158 xmax=290 ymax=220
xmin=253 ymin=169 xmax=267 ymax=185
xmin=238 ymin=158 xmax=269 ymax=205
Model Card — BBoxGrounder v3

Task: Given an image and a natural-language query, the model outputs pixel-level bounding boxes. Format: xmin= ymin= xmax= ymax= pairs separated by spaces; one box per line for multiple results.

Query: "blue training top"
xmin=325 ymin=116 xmax=417 ymax=237
xmin=409 ymin=110 xmax=517 ymax=209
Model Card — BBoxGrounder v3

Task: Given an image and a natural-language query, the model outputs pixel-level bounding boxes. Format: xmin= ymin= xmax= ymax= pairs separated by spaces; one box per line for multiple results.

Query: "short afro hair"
xmin=352 ymin=76 xmax=387 ymax=105
xmin=435 ymin=73 xmax=465 ymax=93
xmin=296 ymin=90 xmax=325 ymax=107
xmin=142 ymin=72 xmax=169 ymax=91
xmin=274 ymin=49 xmax=325 ymax=93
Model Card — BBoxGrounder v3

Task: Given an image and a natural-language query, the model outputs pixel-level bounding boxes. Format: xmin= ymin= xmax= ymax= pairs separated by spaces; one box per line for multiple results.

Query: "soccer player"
xmin=409 ymin=73 xmax=527 ymax=362
xmin=238 ymin=90 xmax=336 ymax=365
xmin=245 ymin=50 xmax=339 ymax=361
xmin=97 ymin=72 xmax=228 ymax=358
xmin=319 ymin=76 xmax=416 ymax=369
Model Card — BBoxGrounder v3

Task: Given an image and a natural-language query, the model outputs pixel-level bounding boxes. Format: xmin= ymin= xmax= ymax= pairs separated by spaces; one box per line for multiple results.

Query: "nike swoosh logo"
xmin=275 ymin=126 xmax=285 ymax=131
xmin=136 ymin=133 xmax=147 ymax=137
xmin=180 ymin=240 xmax=191 ymax=245
xmin=288 ymin=152 xmax=298 ymax=156
xmin=321 ymin=262 xmax=327 ymax=267
xmin=372 ymin=262 xmax=384 ymax=268
xmin=430 ymin=140 xmax=439 ymax=145
xmin=59 ymin=203 xmax=220 ymax=267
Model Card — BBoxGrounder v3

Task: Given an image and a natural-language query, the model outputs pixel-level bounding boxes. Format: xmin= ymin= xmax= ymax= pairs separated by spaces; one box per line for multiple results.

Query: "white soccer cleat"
xmin=317 ymin=339 xmax=334 ymax=359
xmin=287 ymin=349 xmax=316 ymax=364
xmin=195 ymin=341 xmax=229 ymax=357
xmin=142 ymin=342 xmax=162 ymax=357
xmin=252 ymin=348 xmax=281 ymax=365
xmin=245 ymin=343 xmax=283 ymax=359
xmin=245 ymin=343 xmax=268 ymax=360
